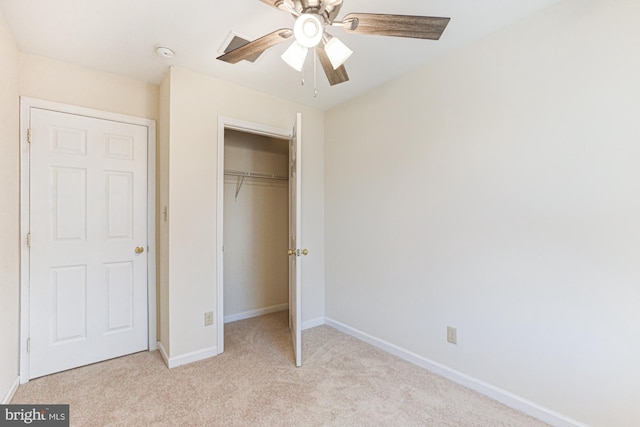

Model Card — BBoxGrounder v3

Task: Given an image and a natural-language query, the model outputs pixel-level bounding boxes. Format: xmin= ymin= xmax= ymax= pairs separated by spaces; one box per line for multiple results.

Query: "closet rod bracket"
xmin=234 ymin=176 xmax=246 ymax=201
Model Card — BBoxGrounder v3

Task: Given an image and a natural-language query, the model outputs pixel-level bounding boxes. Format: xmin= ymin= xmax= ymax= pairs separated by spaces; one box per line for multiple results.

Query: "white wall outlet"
xmin=204 ymin=311 xmax=214 ymax=326
xmin=447 ymin=326 xmax=457 ymax=345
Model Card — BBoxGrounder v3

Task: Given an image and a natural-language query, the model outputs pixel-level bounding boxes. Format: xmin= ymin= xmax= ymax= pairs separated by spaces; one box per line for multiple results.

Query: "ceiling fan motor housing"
xmin=277 ymin=0 xmax=343 ymax=22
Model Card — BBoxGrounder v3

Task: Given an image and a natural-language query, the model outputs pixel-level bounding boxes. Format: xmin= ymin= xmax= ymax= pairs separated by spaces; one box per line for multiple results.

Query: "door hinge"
xmin=27 ymin=128 xmax=32 ymax=143
xmin=26 ymin=233 xmax=31 ymax=247
xmin=27 ymin=338 xmax=31 ymax=353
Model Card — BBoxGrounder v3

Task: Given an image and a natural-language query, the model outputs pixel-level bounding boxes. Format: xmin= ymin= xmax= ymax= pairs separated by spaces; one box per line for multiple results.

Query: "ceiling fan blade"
xmin=316 ymin=44 xmax=349 ymax=86
xmin=341 ymin=13 xmax=450 ymax=40
xmin=217 ymin=29 xmax=293 ymax=64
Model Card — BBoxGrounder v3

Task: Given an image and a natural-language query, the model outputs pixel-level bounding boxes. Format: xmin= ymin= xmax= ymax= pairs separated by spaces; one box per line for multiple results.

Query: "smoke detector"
xmin=155 ymin=46 xmax=175 ymax=59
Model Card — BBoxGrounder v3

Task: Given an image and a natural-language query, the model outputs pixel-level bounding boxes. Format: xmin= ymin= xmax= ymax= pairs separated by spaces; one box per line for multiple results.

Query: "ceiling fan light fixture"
xmin=293 ymin=14 xmax=324 ymax=48
xmin=218 ymin=1 xmax=451 ymax=91
xmin=281 ymin=41 xmax=308 ymax=72
xmin=324 ymin=36 xmax=352 ymax=70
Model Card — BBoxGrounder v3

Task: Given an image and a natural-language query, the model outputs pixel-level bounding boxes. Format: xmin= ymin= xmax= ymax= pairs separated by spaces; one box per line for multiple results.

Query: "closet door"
xmin=28 ymin=107 xmax=149 ymax=379
xmin=288 ymin=113 xmax=303 ymax=367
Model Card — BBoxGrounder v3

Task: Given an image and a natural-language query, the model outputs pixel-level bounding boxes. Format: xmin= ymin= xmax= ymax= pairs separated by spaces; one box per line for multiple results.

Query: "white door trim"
xmin=19 ymin=97 xmax=157 ymax=383
xmin=216 ymin=116 xmax=292 ymax=354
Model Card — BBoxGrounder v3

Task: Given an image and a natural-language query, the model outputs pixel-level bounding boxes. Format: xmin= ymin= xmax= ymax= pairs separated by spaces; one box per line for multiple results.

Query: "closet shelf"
xmin=224 ymin=169 xmax=288 ymax=200
xmin=224 ymin=169 xmax=288 ymax=181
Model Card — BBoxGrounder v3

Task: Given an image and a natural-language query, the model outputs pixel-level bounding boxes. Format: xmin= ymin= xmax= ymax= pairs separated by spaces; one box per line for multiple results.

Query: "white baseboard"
xmin=157 ymin=342 xmax=170 ymax=367
xmin=224 ymin=306 xmax=325 ymax=332
xmin=2 ymin=377 xmax=20 ymax=404
xmin=157 ymin=342 xmax=218 ymax=369
xmin=224 ymin=303 xmax=288 ymax=324
xmin=302 ymin=317 xmax=325 ymax=330
xmin=324 ymin=318 xmax=587 ymax=427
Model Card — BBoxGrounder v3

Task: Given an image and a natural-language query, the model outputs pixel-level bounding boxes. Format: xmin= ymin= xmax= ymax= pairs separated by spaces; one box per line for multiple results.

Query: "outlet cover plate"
xmin=447 ymin=326 xmax=457 ymax=345
xmin=204 ymin=311 xmax=214 ymax=326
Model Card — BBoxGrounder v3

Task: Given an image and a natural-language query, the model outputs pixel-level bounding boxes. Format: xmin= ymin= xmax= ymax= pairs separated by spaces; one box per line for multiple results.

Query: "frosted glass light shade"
xmin=324 ymin=36 xmax=353 ymax=70
xmin=293 ymin=14 xmax=323 ymax=48
xmin=281 ymin=41 xmax=308 ymax=72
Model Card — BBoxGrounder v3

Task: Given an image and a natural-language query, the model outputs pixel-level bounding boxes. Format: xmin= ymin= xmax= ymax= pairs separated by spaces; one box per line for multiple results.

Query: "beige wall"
xmin=223 ymin=131 xmax=289 ymax=318
xmin=0 ymin=9 xmax=20 ymax=403
xmin=163 ymin=66 xmax=325 ymax=359
xmin=19 ymin=53 xmax=158 ymax=121
xmin=325 ymin=0 xmax=640 ymax=426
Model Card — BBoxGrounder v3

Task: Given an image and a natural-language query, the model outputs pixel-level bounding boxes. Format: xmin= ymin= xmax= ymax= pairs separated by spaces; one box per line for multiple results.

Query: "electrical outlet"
xmin=204 ymin=311 xmax=214 ymax=326
xmin=447 ymin=326 xmax=457 ymax=345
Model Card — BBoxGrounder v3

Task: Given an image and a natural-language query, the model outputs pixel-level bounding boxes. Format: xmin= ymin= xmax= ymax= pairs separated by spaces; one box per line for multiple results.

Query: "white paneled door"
xmin=289 ymin=113 xmax=302 ymax=367
xmin=28 ymin=108 xmax=149 ymax=379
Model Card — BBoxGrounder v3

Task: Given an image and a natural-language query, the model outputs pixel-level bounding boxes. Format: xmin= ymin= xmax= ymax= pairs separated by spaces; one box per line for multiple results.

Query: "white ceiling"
xmin=0 ymin=0 xmax=561 ymax=110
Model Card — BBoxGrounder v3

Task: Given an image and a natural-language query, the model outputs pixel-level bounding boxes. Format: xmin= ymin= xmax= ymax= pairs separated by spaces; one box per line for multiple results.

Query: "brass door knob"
xmin=288 ymin=249 xmax=309 ymax=256
xmin=135 ymin=246 xmax=145 ymax=254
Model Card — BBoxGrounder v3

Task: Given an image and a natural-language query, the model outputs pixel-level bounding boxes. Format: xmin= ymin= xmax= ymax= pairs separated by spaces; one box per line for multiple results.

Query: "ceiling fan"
xmin=217 ymin=0 xmax=450 ymax=87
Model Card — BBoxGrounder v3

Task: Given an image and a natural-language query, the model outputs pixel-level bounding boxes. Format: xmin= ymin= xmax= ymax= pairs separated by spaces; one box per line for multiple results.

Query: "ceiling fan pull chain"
xmin=313 ymin=51 xmax=318 ymax=97
xmin=301 ymin=68 xmax=305 ymax=86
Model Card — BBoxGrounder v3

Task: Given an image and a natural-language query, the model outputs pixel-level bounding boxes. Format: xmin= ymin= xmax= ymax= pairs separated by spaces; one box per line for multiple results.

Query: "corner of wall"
xmin=1 ymin=377 xmax=20 ymax=404
xmin=157 ymin=69 xmax=171 ymax=352
xmin=0 ymin=7 xmax=22 ymax=407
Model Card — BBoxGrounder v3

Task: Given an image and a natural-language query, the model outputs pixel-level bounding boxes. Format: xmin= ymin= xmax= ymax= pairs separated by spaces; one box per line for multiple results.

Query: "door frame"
xmin=216 ymin=116 xmax=292 ymax=354
xmin=19 ymin=97 xmax=157 ymax=383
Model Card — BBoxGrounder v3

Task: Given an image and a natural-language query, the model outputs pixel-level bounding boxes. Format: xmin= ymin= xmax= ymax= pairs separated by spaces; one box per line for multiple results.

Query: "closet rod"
xmin=225 ymin=169 xmax=288 ymax=201
xmin=224 ymin=169 xmax=288 ymax=181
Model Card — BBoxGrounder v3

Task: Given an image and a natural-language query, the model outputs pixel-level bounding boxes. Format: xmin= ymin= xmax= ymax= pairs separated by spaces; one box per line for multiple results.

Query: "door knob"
xmin=135 ymin=246 xmax=145 ymax=254
xmin=288 ymin=249 xmax=308 ymax=256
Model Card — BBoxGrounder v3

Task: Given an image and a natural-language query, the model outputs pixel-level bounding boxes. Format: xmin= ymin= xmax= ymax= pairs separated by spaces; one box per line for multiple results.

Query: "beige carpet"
xmin=12 ymin=312 xmax=548 ymax=426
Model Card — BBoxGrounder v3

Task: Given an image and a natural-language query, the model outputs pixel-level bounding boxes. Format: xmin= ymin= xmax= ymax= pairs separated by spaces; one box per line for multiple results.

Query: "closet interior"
xmin=223 ymin=129 xmax=290 ymax=323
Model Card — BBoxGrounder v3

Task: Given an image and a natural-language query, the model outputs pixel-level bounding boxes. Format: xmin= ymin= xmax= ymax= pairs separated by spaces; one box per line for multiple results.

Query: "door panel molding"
xmin=19 ymin=97 xmax=156 ymax=383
